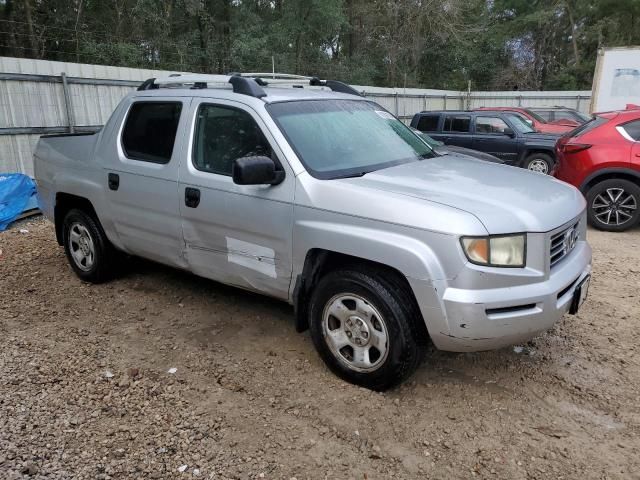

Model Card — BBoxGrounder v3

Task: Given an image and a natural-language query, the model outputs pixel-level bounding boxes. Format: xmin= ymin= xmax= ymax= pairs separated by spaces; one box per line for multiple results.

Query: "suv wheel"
xmin=524 ymin=153 xmax=554 ymax=175
xmin=309 ymin=268 xmax=424 ymax=390
xmin=62 ymin=209 xmax=117 ymax=283
xmin=586 ymin=179 xmax=640 ymax=232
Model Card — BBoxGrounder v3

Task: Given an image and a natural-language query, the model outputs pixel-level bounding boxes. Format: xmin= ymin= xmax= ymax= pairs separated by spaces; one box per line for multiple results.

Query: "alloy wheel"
xmin=592 ymin=188 xmax=637 ymax=227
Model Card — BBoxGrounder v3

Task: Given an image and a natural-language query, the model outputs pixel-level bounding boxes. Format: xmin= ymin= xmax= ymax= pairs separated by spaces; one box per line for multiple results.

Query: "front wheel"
xmin=586 ymin=179 xmax=640 ymax=232
xmin=309 ymin=268 xmax=424 ymax=390
xmin=524 ymin=153 xmax=554 ymax=175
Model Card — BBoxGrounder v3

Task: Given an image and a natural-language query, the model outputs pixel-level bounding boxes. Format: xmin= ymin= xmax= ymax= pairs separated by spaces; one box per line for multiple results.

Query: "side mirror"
xmin=232 ymin=156 xmax=284 ymax=185
xmin=503 ymin=128 xmax=515 ymax=137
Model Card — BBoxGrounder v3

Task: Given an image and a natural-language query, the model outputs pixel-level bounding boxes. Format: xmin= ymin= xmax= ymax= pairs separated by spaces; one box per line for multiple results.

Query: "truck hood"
xmin=340 ymin=155 xmax=585 ymax=234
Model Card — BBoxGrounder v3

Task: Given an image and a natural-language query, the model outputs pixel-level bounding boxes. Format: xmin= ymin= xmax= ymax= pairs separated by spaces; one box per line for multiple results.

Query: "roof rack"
xmin=137 ymin=73 xmax=362 ymax=99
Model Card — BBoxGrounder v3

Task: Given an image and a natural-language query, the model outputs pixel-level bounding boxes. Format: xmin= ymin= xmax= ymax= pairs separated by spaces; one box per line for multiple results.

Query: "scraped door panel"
xmin=178 ymin=100 xmax=294 ymax=299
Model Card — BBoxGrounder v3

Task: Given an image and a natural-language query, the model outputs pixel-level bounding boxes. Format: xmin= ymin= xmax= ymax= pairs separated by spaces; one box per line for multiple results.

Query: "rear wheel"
xmin=309 ymin=267 xmax=425 ymax=390
xmin=586 ymin=179 xmax=640 ymax=232
xmin=524 ymin=153 xmax=554 ymax=175
xmin=62 ymin=209 xmax=117 ymax=283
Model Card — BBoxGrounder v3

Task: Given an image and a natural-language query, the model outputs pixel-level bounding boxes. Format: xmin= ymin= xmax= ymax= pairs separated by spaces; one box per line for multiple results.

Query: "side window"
xmin=122 ymin=102 xmax=182 ymax=163
xmin=193 ymin=104 xmax=273 ymax=176
xmin=621 ymin=120 xmax=640 ymax=141
xmin=475 ymin=116 xmax=510 ymax=134
xmin=535 ymin=110 xmax=553 ymax=122
xmin=416 ymin=115 xmax=439 ymax=132
xmin=443 ymin=115 xmax=471 ymax=133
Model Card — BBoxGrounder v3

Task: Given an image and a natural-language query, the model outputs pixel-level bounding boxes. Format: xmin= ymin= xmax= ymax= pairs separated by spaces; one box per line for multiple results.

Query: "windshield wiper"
xmin=334 ymin=171 xmax=368 ymax=179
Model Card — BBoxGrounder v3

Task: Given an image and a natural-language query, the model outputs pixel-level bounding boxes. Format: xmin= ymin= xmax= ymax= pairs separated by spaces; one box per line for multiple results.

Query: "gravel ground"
xmin=1 ymin=217 xmax=639 ymax=480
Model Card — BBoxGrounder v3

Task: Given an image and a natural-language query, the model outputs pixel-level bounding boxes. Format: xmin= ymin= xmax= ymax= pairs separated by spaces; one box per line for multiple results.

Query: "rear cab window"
xmin=122 ymin=102 xmax=182 ymax=163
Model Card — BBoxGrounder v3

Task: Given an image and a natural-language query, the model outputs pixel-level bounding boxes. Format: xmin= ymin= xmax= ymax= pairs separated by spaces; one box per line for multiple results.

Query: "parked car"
xmin=555 ymin=108 xmax=640 ymax=232
xmin=474 ymin=107 xmax=575 ymax=134
xmin=528 ymin=106 xmax=591 ymax=128
xmin=34 ymin=73 xmax=592 ymax=390
xmin=411 ymin=128 xmax=504 ymax=163
xmin=410 ymin=110 xmax=560 ymax=174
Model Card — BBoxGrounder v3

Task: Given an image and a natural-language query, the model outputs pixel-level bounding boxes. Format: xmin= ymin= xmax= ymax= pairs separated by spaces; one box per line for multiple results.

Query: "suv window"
xmin=417 ymin=115 xmax=439 ymax=132
xmin=443 ymin=115 xmax=471 ymax=133
xmin=122 ymin=102 xmax=182 ymax=163
xmin=620 ymin=120 xmax=640 ymax=141
xmin=533 ymin=110 xmax=553 ymax=122
xmin=475 ymin=116 xmax=510 ymax=134
xmin=193 ymin=104 xmax=273 ymax=176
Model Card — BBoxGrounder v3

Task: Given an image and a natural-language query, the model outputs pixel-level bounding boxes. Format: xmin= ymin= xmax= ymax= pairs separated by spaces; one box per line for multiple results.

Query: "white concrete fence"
xmin=0 ymin=56 xmax=592 ymax=176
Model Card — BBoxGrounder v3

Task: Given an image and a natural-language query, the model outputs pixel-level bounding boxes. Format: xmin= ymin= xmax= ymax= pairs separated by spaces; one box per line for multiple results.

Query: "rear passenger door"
xmin=178 ymin=99 xmax=295 ymax=299
xmin=101 ymin=97 xmax=189 ymax=268
xmin=472 ymin=115 xmax=519 ymax=163
xmin=436 ymin=114 xmax=472 ymax=148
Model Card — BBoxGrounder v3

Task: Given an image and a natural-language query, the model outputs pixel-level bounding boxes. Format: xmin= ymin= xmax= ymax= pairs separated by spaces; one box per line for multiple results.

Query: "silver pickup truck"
xmin=34 ymin=74 xmax=592 ymax=390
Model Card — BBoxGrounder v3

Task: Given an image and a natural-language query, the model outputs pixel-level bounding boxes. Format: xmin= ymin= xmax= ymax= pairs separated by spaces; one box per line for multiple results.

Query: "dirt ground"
xmin=1 ymin=217 xmax=639 ymax=480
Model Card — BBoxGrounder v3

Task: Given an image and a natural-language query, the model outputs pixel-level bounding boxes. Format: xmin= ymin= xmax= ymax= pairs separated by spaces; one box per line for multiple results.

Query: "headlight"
xmin=460 ymin=234 xmax=526 ymax=267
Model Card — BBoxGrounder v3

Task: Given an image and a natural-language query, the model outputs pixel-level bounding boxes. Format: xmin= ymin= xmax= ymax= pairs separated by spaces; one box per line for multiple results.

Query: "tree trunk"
xmin=23 ymin=0 xmax=39 ymax=58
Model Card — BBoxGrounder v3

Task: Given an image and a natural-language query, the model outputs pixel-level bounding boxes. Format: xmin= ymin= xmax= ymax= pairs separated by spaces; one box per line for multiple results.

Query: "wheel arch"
xmin=521 ymin=148 xmax=555 ymax=165
xmin=579 ymin=168 xmax=640 ymax=194
xmin=54 ymin=192 xmax=98 ymax=245
xmin=292 ymin=248 xmax=431 ymax=345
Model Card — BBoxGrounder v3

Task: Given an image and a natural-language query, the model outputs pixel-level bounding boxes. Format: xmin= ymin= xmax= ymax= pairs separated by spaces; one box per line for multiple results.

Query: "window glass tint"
xmin=532 ymin=110 xmax=553 ymax=122
xmin=572 ymin=116 xmax=609 ymax=137
xmin=193 ymin=105 xmax=272 ymax=176
xmin=122 ymin=102 xmax=182 ymax=163
xmin=621 ymin=120 xmax=640 ymax=141
xmin=267 ymin=100 xmax=434 ymax=179
xmin=475 ymin=116 xmax=510 ymax=134
xmin=504 ymin=113 xmax=534 ymax=133
xmin=443 ymin=116 xmax=470 ymax=133
xmin=416 ymin=115 xmax=439 ymax=132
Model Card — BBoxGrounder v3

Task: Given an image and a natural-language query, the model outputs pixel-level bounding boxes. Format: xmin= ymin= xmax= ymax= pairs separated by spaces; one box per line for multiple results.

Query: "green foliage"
xmin=0 ymin=0 xmax=637 ymax=90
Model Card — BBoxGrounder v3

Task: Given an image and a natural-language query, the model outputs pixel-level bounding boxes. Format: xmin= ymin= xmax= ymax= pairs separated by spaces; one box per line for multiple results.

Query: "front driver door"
xmin=472 ymin=115 xmax=519 ymax=163
xmin=178 ymin=99 xmax=295 ymax=299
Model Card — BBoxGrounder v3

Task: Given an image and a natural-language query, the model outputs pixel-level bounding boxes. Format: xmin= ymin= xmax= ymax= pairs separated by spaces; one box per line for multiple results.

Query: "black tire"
xmin=524 ymin=152 xmax=554 ymax=175
xmin=62 ymin=208 xmax=117 ymax=283
xmin=309 ymin=267 xmax=425 ymax=391
xmin=586 ymin=179 xmax=640 ymax=232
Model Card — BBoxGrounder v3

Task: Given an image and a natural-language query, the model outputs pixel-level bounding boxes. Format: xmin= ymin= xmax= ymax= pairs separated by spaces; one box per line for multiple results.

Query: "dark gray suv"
xmin=410 ymin=110 xmax=560 ymax=174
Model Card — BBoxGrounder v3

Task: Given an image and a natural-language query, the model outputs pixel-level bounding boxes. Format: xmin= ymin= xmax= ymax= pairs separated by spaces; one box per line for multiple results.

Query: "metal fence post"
xmin=60 ymin=72 xmax=75 ymax=134
xmin=517 ymin=95 xmax=523 ymax=107
xmin=394 ymin=92 xmax=399 ymax=116
xmin=576 ymin=95 xmax=582 ymax=112
xmin=443 ymin=95 xmax=447 ymax=110
xmin=423 ymin=94 xmax=427 ymax=112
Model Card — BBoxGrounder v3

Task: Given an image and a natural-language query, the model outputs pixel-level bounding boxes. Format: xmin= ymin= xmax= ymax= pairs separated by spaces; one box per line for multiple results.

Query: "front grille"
xmin=550 ymin=221 xmax=580 ymax=268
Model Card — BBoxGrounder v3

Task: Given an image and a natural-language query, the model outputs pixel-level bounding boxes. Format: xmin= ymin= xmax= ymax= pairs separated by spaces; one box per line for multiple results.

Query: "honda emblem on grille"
xmin=564 ymin=227 xmax=578 ymax=254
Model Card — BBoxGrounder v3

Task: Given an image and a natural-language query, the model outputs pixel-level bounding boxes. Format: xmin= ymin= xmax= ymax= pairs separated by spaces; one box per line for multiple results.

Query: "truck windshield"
xmin=267 ymin=100 xmax=435 ymax=179
xmin=505 ymin=113 xmax=535 ymax=133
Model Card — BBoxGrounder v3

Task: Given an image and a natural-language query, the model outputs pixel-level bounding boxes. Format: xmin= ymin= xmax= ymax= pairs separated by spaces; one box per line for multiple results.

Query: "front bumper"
xmin=410 ymin=241 xmax=592 ymax=352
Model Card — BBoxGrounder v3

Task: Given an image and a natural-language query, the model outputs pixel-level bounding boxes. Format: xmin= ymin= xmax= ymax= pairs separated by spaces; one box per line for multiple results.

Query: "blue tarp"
xmin=0 ymin=173 xmax=38 ymax=231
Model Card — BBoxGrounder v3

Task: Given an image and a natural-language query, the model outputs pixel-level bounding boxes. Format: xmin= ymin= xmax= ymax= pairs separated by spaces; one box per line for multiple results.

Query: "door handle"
xmin=185 ymin=187 xmax=200 ymax=208
xmin=108 ymin=173 xmax=119 ymax=191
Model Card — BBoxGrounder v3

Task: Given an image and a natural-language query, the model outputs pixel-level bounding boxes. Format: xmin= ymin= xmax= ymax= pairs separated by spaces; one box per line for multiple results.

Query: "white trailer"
xmin=590 ymin=46 xmax=640 ymax=113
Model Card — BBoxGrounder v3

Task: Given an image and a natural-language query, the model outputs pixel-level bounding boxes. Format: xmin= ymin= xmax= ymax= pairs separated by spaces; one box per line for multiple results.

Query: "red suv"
xmin=555 ymin=109 xmax=640 ymax=231
xmin=474 ymin=107 xmax=575 ymax=134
